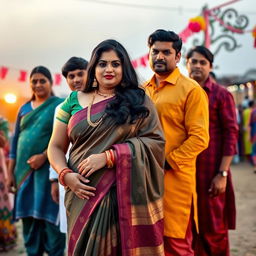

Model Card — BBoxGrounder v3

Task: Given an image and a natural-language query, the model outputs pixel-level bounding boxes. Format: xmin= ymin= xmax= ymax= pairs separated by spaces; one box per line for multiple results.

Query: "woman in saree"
xmin=48 ymin=39 xmax=165 ymax=256
xmin=0 ymin=117 xmax=16 ymax=251
xmin=7 ymin=66 xmax=66 ymax=256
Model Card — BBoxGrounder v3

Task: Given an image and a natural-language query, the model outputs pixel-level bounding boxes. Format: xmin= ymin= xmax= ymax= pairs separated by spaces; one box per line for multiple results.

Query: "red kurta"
xmin=196 ymin=77 xmax=238 ymax=233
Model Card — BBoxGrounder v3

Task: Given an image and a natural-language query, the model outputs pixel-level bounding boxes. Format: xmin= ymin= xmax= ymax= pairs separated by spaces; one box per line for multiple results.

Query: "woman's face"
xmin=30 ymin=73 xmax=52 ymax=100
xmin=95 ymin=50 xmax=123 ymax=90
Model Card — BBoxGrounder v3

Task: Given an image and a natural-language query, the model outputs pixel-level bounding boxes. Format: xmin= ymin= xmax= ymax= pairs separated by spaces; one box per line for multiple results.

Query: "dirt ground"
xmin=2 ymin=161 xmax=256 ymax=256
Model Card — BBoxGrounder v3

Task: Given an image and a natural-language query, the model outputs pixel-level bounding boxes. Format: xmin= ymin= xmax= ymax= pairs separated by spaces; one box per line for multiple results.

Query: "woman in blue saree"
xmin=7 ymin=66 xmax=66 ymax=256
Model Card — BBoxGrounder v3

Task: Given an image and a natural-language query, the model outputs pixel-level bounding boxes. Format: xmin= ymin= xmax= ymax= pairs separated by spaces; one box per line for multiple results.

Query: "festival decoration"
xmin=0 ymin=65 xmax=63 ymax=86
xmin=54 ymin=73 xmax=62 ymax=86
xmin=188 ymin=16 xmax=206 ymax=33
xmin=0 ymin=1 xmax=254 ymax=75
xmin=0 ymin=67 xmax=8 ymax=80
xmin=252 ymin=26 xmax=256 ymax=48
xmin=18 ymin=70 xmax=27 ymax=82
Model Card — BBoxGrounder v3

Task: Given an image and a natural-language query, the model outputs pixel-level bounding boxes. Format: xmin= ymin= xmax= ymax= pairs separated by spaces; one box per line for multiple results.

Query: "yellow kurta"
xmin=145 ymin=67 xmax=209 ymax=238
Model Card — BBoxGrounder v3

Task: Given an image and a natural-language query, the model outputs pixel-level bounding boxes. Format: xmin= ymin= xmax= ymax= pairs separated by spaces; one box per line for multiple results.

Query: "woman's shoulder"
xmin=20 ymin=101 xmax=32 ymax=111
xmin=17 ymin=101 xmax=32 ymax=117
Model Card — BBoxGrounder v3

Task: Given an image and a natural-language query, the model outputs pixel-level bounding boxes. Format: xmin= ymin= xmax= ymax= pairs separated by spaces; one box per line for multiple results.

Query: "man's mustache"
xmin=154 ymin=60 xmax=166 ymax=65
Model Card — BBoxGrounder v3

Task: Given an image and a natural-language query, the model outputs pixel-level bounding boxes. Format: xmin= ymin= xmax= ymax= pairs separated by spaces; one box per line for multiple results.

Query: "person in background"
xmin=186 ymin=45 xmax=238 ymax=256
xmin=7 ymin=66 xmax=66 ymax=256
xmin=0 ymin=116 xmax=16 ymax=252
xmin=49 ymin=56 xmax=88 ymax=234
xmin=249 ymin=101 xmax=256 ymax=173
xmin=243 ymin=100 xmax=254 ymax=161
xmin=48 ymin=39 xmax=165 ymax=256
xmin=145 ymin=29 xmax=209 ymax=256
xmin=242 ymin=95 xmax=250 ymax=109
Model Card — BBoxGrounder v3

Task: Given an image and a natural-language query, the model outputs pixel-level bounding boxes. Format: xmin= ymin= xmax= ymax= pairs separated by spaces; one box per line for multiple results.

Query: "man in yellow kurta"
xmin=145 ymin=29 xmax=209 ymax=256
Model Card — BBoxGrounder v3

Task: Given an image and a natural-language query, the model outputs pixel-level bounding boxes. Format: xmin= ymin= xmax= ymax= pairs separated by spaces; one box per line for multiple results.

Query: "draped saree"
xmin=13 ymin=96 xmax=63 ymax=224
xmin=64 ymin=96 xmax=165 ymax=256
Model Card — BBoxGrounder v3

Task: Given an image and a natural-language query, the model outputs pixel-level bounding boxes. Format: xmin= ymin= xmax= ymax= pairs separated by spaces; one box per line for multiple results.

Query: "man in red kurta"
xmin=186 ymin=46 xmax=238 ymax=256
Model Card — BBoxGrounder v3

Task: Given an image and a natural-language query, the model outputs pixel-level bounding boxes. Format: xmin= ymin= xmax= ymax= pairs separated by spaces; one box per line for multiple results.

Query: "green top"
xmin=56 ymin=91 xmax=83 ymax=124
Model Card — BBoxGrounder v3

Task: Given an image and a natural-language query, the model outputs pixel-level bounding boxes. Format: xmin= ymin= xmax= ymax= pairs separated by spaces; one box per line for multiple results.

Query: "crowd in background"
xmin=0 ymin=29 xmax=255 ymax=256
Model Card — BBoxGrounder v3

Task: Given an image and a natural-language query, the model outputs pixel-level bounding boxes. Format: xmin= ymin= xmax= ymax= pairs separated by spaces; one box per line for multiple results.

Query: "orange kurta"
xmin=145 ymin=67 xmax=209 ymax=238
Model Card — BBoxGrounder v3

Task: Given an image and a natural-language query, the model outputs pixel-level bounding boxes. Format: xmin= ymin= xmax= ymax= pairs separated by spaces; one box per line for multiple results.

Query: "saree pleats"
xmin=73 ymin=186 xmax=121 ymax=256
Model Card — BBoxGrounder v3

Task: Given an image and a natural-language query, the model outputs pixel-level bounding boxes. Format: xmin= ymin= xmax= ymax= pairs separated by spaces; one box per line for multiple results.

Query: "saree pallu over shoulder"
xmin=14 ymin=96 xmax=63 ymax=188
xmin=65 ymin=96 xmax=165 ymax=256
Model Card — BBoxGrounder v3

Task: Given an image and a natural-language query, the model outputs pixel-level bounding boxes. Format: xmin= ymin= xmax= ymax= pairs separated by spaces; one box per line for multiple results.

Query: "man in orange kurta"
xmin=145 ymin=29 xmax=209 ymax=256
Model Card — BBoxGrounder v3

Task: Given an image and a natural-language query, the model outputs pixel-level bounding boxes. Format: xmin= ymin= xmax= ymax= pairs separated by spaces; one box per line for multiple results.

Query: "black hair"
xmin=84 ymin=39 xmax=149 ymax=125
xmin=30 ymin=66 xmax=52 ymax=83
xmin=186 ymin=46 xmax=214 ymax=66
xmin=62 ymin=57 xmax=88 ymax=78
xmin=209 ymin=71 xmax=216 ymax=80
xmin=249 ymin=100 xmax=255 ymax=108
xmin=147 ymin=29 xmax=182 ymax=54
xmin=29 ymin=65 xmax=54 ymax=100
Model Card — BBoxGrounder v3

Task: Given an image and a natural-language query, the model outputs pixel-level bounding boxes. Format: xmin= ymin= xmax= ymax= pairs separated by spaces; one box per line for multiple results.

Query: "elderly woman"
xmin=7 ymin=66 xmax=65 ymax=256
xmin=48 ymin=39 xmax=165 ymax=256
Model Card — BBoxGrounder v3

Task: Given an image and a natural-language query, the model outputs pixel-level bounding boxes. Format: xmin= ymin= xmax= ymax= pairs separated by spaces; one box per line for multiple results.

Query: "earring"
xmin=120 ymin=81 xmax=126 ymax=88
xmin=92 ymin=78 xmax=98 ymax=88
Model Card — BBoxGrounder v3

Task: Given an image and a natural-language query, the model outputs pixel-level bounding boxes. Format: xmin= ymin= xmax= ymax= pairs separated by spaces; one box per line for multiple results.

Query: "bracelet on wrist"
xmin=218 ymin=170 xmax=228 ymax=177
xmin=58 ymin=167 xmax=72 ymax=187
xmin=104 ymin=149 xmax=115 ymax=168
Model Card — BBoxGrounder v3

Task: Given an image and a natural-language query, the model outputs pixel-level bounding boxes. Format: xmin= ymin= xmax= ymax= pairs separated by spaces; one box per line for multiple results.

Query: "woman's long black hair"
xmin=84 ymin=39 xmax=149 ymax=125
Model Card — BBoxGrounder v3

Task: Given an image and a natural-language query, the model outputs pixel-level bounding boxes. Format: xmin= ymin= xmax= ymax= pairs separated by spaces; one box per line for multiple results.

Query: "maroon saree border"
xmin=113 ymin=143 xmax=133 ymax=256
xmin=68 ymin=169 xmax=116 ymax=256
xmin=113 ymin=143 xmax=164 ymax=255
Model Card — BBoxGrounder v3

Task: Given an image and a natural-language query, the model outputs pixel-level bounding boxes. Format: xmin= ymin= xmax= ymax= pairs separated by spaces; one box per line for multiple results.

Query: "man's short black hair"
xmin=62 ymin=57 xmax=88 ymax=78
xmin=148 ymin=29 xmax=182 ymax=54
xmin=186 ymin=46 xmax=214 ymax=66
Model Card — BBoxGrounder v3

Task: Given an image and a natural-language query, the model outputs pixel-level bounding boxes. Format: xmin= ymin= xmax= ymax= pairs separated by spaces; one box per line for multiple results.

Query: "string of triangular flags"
xmin=0 ymin=66 xmax=62 ymax=86
xmin=2 ymin=0 xmax=254 ymax=85
xmin=0 ymin=19 xmax=199 ymax=86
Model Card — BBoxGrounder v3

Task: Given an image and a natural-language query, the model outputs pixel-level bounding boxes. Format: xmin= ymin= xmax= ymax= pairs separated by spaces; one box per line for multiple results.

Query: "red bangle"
xmin=104 ymin=150 xmax=113 ymax=168
xmin=104 ymin=149 xmax=115 ymax=168
xmin=58 ymin=167 xmax=72 ymax=187
xmin=109 ymin=149 xmax=115 ymax=165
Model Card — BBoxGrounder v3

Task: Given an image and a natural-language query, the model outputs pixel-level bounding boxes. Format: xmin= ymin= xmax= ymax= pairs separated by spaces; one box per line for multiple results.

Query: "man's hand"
xmin=6 ymin=172 xmax=16 ymax=193
xmin=51 ymin=182 xmax=59 ymax=204
xmin=208 ymin=174 xmax=227 ymax=197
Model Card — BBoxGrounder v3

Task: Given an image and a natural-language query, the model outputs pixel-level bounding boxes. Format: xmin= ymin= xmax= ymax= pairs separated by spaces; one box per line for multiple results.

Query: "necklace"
xmin=96 ymin=90 xmax=115 ymax=98
xmin=87 ymin=91 xmax=104 ymax=127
